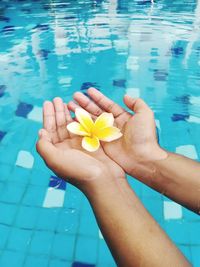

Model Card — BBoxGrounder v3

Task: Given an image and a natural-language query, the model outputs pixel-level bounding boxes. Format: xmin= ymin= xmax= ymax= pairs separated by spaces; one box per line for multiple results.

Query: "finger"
xmin=67 ymin=101 xmax=80 ymax=113
xmin=123 ymin=95 xmax=152 ymax=114
xmin=36 ymin=129 xmax=59 ymax=170
xmin=64 ymin=103 xmax=73 ymax=124
xmin=53 ymin=97 xmax=68 ymax=141
xmin=87 ymin=87 xmax=125 ymax=118
xmin=73 ymin=92 xmax=103 ymax=116
xmin=43 ymin=101 xmax=59 ymax=144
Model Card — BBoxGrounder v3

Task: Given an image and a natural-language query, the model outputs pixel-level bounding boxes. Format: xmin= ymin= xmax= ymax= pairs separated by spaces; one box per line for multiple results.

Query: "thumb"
xmin=124 ymin=95 xmax=151 ymax=113
xmin=36 ymin=129 xmax=58 ymax=168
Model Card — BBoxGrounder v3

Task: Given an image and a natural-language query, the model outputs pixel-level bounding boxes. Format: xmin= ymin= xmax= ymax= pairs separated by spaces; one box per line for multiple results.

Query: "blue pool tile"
xmin=1 ymin=25 xmax=15 ymax=34
xmin=171 ymin=114 xmax=189 ymax=122
xmin=113 ymin=79 xmax=126 ymax=88
xmin=36 ymin=208 xmax=60 ymax=231
xmin=22 ymin=185 xmax=46 ymax=206
xmin=154 ymin=69 xmax=168 ymax=81
xmin=0 ymin=225 xmax=10 ymax=249
xmin=0 ymin=251 xmax=25 ymax=267
xmin=57 ymin=209 xmax=79 ymax=234
xmin=72 ymin=262 xmax=95 ymax=267
xmin=75 ymin=236 xmax=98 ymax=264
xmin=174 ymin=95 xmax=190 ymax=104
xmin=141 ymin=197 xmax=163 ymax=221
xmin=79 ymin=210 xmax=98 ymax=237
xmin=15 ymin=206 xmax=40 ymax=229
xmin=0 ymin=164 xmax=12 ymax=181
xmin=30 ymin=230 xmax=54 ymax=255
xmin=33 ymin=24 xmax=49 ymax=31
xmin=7 ymin=228 xmax=32 ymax=252
xmin=164 ymin=221 xmax=190 ymax=244
xmin=0 ymin=85 xmax=6 ymax=97
xmin=49 ymin=175 xmax=66 ymax=190
xmin=97 ymin=240 xmax=115 ymax=267
xmin=10 ymin=166 xmax=31 ymax=185
xmin=0 ymin=16 xmax=10 ymax=23
xmin=188 ymin=222 xmax=200 ymax=245
xmin=0 ymin=203 xmax=18 ymax=225
xmin=52 ymin=233 xmax=75 ymax=261
xmin=182 ymin=207 xmax=200 ymax=221
xmin=80 ymin=82 xmax=98 ymax=91
xmin=37 ymin=49 xmax=51 ymax=60
xmin=29 ymin=169 xmax=49 ymax=186
xmin=171 ymin=46 xmax=184 ymax=57
xmin=49 ymin=259 xmax=71 ymax=267
xmin=24 ymin=255 xmax=49 ymax=267
xmin=0 ymin=183 xmax=26 ymax=204
xmin=0 ymin=131 xmax=6 ymax=141
xmin=15 ymin=102 xmax=33 ymax=118
xmin=191 ymin=246 xmax=200 ymax=267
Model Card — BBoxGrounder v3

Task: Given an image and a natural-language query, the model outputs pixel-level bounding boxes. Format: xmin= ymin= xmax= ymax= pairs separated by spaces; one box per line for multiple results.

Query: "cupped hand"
xmin=36 ymin=97 xmax=125 ymax=193
xmin=68 ymin=88 xmax=167 ymax=177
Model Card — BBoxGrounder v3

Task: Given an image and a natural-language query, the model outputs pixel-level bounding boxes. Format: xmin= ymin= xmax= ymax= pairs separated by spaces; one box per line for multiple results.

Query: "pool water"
xmin=0 ymin=0 xmax=200 ymax=266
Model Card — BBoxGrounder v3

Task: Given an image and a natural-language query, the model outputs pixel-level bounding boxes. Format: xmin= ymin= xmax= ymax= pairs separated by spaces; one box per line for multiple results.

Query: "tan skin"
xmin=37 ymin=97 xmax=191 ymax=267
xmin=69 ymin=87 xmax=200 ymax=213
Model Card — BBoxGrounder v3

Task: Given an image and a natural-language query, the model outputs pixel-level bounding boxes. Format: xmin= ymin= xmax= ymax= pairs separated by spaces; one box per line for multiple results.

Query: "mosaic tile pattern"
xmin=0 ymin=0 xmax=200 ymax=267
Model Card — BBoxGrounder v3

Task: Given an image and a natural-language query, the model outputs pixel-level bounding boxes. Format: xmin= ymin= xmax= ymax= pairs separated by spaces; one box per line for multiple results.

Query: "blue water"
xmin=0 ymin=0 xmax=200 ymax=266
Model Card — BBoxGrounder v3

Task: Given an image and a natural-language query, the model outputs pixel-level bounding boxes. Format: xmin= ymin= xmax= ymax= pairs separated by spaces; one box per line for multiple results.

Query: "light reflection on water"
xmin=0 ymin=1 xmax=200 ymax=128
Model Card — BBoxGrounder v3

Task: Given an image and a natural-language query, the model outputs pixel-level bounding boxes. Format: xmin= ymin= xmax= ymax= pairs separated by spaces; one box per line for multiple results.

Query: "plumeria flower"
xmin=67 ymin=108 xmax=122 ymax=152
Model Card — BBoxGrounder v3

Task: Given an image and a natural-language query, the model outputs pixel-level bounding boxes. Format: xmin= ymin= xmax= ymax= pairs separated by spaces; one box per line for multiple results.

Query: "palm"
xmin=38 ymin=98 xmax=125 ymax=186
xmin=70 ymin=88 xmax=161 ymax=174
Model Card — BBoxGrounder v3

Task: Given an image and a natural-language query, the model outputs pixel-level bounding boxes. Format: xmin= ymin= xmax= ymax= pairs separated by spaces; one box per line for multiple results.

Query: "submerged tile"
xmin=0 ymin=131 xmax=6 ymax=141
xmin=164 ymin=201 xmax=182 ymax=220
xmin=72 ymin=262 xmax=95 ymax=267
xmin=43 ymin=188 xmax=65 ymax=208
xmin=16 ymin=150 xmax=34 ymax=169
xmin=126 ymin=87 xmax=140 ymax=98
xmin=27 ymin=106 xmax=42 ymax=122
xmin=186 ymin=116 xmax=200 ymax=124
xmin=0 ymin=85 xmax=6 ymax=97
xmin=113 ymin=79 xmax=126 ymax=88
xmin=15 ymin=102 xmax=33 ymax=118
xmin=81 ymin=82 xmax=98 ymax=91
xmin=49 ymin=175 xmax=66 ymax=190
xmin=171 ymin=114 xmax=189 ymax=122
xmin=176 ymin=145 xmax=198 ymax=159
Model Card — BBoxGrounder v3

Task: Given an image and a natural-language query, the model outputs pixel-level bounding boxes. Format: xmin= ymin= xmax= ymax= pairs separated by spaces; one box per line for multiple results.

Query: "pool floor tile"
xmin=75 ymin=236 xmax=98 ymax=264
xmin=29 ymin=231 xmax=54 ymax=255
xmin=175 ymin=145 xmax=198 ymax=160
xmin=24 ymin=255 xmax=49 ymax=267
xmin=52 ymin=233 xmax=75 ymax=261
xmin=0 ymin=250 xmax=25 ymax=267
xmin=0 ymin=225 xmax=10 ymax=249
xmin=164 ymin=201 xmax=183 ymax=220
xmin=15 ymin=150 xmax=34 ymax=169
xmin=7 ymin=228 xmax=32 ymax=252
xmin=43 ymin=188 xmax=65 ymax=208
xmin=0 ymin=203 xmax=18 ymax=225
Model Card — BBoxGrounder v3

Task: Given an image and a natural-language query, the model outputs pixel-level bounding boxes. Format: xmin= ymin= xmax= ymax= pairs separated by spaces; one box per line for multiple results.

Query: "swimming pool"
xmin=0 ymin=0 xmax=200 ymax=266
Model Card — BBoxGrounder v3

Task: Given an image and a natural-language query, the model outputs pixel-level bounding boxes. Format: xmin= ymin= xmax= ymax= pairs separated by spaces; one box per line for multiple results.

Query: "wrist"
xmin=129 ymin=147 xmax=169 ymax=188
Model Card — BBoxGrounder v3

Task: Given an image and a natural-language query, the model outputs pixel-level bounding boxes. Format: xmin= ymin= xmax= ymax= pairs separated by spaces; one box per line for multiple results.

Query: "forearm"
xmin=132 ymin=152 xmax=200 ymax=213
xmin=86 ymin=177 xmax=190 ymax=267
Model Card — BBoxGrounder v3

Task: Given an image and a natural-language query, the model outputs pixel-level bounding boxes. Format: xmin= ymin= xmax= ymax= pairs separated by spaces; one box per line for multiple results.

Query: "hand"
xmin=36 ymin=97 xmax=125 ymax=194
xmin=68 ymin=88 xmax=168 ymax=177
